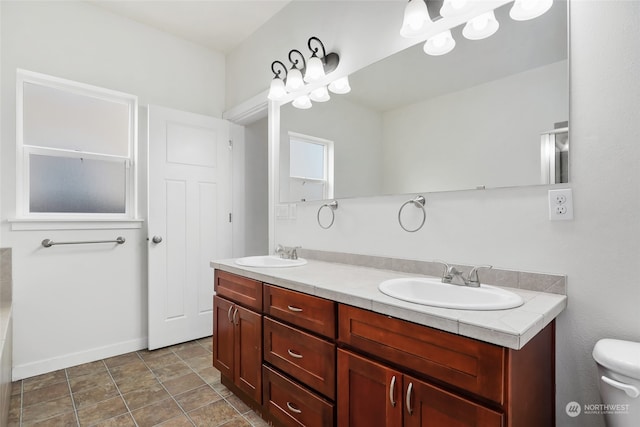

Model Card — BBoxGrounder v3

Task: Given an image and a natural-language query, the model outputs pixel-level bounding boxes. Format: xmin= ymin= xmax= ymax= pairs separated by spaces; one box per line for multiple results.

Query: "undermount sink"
xmin=378 ymin=277 xmax=524 ymax=310
xmin=235 ymin=255 xmax=307 ymax=268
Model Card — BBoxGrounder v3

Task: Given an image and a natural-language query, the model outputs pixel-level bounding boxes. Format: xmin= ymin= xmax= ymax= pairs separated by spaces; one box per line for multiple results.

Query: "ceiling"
xmin=89 ymin=0 xmax=292 ymax=54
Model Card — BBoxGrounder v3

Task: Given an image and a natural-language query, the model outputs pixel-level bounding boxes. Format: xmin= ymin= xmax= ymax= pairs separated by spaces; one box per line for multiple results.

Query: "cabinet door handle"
xmin=389 ymin=375 xmax=397 ymax=407
xmin=286 ymin=401 xmax=302 ymax=414
xmin=232 ymin=308 xmax=238 ymax=325
xmin=227 ymin=305 xmax=234 ymax=322
xmin=406 ymin=382 xmax=414 ymax=415
xmin=287 ymin=305 xmax=303 ymax=312
xmin=287 ymin=349 xmax=303 ymax=359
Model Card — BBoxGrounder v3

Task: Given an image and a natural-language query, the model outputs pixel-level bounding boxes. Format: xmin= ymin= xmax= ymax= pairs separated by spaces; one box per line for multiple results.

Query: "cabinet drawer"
xmin=263 ymin=365 xmax=335 ymax=427
xmin=215 ymin=270 xmax=262 ymax=311
xmin=264 ymin=284 xmax=336 ymax=339
xmin=338 ymin=304 xmax=505 ymax=404
xmin=264 ymin=317 xmax=336 ymax=399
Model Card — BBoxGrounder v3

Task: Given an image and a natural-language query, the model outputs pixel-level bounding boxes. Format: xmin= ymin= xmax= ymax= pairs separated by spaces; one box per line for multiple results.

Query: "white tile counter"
xmin=211 ymin=258 xmax=567 ymax=350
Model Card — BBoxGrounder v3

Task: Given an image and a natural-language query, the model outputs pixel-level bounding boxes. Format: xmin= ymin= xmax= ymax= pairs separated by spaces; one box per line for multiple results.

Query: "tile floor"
xmin=8 ymin=337 xmax=269 ymax=427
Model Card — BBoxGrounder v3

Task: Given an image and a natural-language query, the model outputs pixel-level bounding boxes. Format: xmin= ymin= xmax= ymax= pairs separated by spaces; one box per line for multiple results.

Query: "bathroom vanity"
xmin=211 ymin=256 xmax=566 ymax=427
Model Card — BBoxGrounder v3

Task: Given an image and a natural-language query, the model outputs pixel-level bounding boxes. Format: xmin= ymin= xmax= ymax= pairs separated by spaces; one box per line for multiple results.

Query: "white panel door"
xmin=148 ymin=105 xmax=232 ymax=350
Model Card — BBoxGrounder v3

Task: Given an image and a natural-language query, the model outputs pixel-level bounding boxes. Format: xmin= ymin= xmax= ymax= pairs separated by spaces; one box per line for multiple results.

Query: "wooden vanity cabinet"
xmin=213 ymin=271 xmax=263 ymax=406
xmin=337 ymin=349 xmax=503 ymax=427
xmin=338 ymin=304 xmax=555 ymax=427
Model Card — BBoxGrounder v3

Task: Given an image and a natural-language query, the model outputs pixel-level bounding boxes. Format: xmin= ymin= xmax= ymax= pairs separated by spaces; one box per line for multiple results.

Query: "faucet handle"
xmin=467 ymin=265 xmax=493 ymax=286
xmin=290 ymin=246 xmax=301 ymax=260
xmin=433 ymin=260 xmax=453 ymax=280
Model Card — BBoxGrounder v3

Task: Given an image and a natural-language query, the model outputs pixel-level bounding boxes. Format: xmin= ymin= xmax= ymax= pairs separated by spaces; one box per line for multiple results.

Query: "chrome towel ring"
xmin=398 ymin=195 xmax=426 ymax=232
xmin=317 ymin=200 xmax=338 ymax=229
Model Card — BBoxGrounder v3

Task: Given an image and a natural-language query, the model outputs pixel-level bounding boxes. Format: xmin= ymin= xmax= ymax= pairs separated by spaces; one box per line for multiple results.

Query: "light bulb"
xmin=309 ymin=86 xmax=330 ymax=102
xmin=510 ymin=0 xmax=553 ymax=21
xmin=463 ymin=11 xmax=499 ymax=40
xmin=400 ymin=0 xmax=431 ymax=38
xmin=328 ymin=76 xmax=351 ymax=94
xmin=304 ymin=55 xmax=325 ymax=83
xmin=285 ymin=67 xmax=304 ymax=92
xmin=423 ymin=30 xmax=456 ymax=56
xmin=292 ymin=95 xmax=312 ymax=109
xmin=440 ymin=0 xmax=477 ymax=18
xmin=267 ymin=78 xmax=286 ymax=101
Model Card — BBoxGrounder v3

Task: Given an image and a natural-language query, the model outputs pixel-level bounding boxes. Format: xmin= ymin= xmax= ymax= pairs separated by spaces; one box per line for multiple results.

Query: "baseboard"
xmin=12 ymin=336 xmax=148 ymax=381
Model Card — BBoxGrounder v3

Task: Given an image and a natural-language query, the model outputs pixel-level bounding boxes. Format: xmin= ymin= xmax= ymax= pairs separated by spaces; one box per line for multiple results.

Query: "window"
xmin=288 ymin=132 xmax=334 ymax=202
xmin=17 ymin=70 xmax=137 ymax=219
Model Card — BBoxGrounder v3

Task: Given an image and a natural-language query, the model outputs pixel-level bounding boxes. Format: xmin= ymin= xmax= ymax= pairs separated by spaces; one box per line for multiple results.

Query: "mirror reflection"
xmin=279 ymin=1 xmax=568 ymax=203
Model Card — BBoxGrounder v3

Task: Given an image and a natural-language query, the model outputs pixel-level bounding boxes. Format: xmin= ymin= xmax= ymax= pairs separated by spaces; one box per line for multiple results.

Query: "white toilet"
xmin=593 ymin=339 xmax=640 ymax=427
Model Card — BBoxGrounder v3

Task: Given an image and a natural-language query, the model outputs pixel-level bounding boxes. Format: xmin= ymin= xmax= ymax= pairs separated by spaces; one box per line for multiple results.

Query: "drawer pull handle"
xmin=389 ymin=375 xmax=397 ymax=407
xmin=286 ymin=401 xmax=302 ymax=414
xmin=406 ymin=382 xmax=414 ymax=415
xmin=287 ymin=305 xmax=303 ymax=312
xmin=232 ymin=308 xmax=238 ymax=325
xmin=227 ymin=306 xmax=233 ymax=322
xmin=287 ymin=349 xmax=303 ymax=359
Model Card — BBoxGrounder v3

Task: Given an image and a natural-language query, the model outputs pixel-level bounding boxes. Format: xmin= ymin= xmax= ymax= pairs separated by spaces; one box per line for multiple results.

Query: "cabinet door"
xmin=337 ymin=349 xmax=402 ymax=427
xmin=213 ymin=296 xmax=234 ymax=378
xmin=235 ymin=304 xmax=263 ymax=403
xmin=404 ymin=375 xmax=503 ymax=427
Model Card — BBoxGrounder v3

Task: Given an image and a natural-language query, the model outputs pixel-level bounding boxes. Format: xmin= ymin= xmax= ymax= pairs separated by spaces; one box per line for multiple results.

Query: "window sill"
xmin=8 ymin=218 xmax=144 ymax=231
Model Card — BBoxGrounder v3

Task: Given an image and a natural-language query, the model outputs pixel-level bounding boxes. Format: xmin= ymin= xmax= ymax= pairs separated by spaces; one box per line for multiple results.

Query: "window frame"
xmin=288 ymin=132 xmax=334 ymax=201
xmin=16 ymin=69 xmax=138 ymax=221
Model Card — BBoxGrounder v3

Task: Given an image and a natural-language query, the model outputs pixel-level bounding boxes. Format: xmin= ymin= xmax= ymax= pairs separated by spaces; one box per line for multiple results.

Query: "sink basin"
xmin=235 ymin=255 xmax=307 ymax=268
xmin=378 ymin=277 xmax=523 ymax=310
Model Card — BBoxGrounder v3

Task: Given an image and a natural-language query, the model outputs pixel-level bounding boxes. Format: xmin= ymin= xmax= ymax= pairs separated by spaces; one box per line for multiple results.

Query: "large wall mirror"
xmin=278 ymin=1 xmax=568 ymax=203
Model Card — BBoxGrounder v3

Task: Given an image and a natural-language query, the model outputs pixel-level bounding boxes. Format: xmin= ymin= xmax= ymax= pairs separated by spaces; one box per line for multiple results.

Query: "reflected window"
xmin=288 ymin=132 xmax=334 ymax=201
xmin=17 ymin=70 xmax=137 ymax=217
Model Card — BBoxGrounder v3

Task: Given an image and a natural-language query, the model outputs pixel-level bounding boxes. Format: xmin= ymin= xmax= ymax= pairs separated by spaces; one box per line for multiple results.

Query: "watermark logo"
xmin=565 ymin=401 xmax=581 ymax=417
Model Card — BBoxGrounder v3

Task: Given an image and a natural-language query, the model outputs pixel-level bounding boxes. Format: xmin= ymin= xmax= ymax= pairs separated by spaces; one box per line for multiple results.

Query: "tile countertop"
xmin=211 ymin=258 xmax=567 ymax=350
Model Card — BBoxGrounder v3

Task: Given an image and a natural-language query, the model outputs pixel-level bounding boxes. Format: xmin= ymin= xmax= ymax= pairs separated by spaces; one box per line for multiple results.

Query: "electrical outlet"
xmin=549 ymin=189 xmax=573 ymax=221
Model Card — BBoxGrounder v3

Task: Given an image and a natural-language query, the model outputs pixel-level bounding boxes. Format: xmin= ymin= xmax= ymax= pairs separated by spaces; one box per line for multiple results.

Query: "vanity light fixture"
xmin=462 ymin=11 xmax=499 ymax=40
xmin=328 ymin=76 xmax=351 ymax=94
xmin=285 ymin=49 xmax=306 ymax=93
xmin=424 ymin=30 xmax=456 ymax=56
xmin=400 ymin=0 xmax=432 ymax=38
xmin=510 ymin=0 xmax=553 ymax=21
xmin=401 ymin=0 xmax=554 ymax=56
xmin=268 ymin=36 xmax=347 ymax=109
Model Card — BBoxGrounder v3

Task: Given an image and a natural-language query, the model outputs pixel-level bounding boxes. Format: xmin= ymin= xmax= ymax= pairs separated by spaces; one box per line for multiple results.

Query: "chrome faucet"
xmin=275 ymin=244 xmax=301 ymax=260
xmin=436 ymin=261 xmax=492 ymax=288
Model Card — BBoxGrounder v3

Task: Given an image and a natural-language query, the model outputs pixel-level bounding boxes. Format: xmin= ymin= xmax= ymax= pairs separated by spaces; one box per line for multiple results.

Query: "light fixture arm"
xmin=307 ymin=36 xmax=327 ymax=59
xmin=288 ymin=49 xmax=306 ymax=72
xmin=271 ymin=60 xmax=288 ymax=80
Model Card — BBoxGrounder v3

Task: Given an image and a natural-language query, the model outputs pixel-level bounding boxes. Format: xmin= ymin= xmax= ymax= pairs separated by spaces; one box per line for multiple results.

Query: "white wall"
xmin=235 ymin=1 xmax=640 ymax=426
xmin=244 ymin=118 xmax=269 ymax=255
xmin=0 ymin=1 xmax=225 ymax=379
xmin=279 ymin=96 xmax=383 ymax=201
xmin=383 ymin=60 xmax=568 ymax=193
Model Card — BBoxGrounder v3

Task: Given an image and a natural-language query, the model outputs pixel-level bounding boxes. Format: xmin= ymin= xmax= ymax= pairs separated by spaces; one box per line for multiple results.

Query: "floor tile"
xmin=138 ymin=346 xmax=174 ymax=361
xmin=157 ymin=414 xmax=195 ymax=426
xmin=196 ymin=367 xmax=221 ymax=386
xmin=225 ymin=394 xmax=251 ymax=415
xmin=243 ymin=410 xmax=270 ymax=427
xmin=188 ymin=400 xmax=240 ymax=427
xmin=23 ymin=370 xmax=67 ymax=393
xmin=210 ymin=382 xmax=232 ymax=398
xmin=173 ymin=344 xmax=210 ymax=361
xmin=163 ymin=373 xmax=206 ymax=396
xmin=142 ymin=352 xmax=182 ymax=371
xmin=76 ymin=396 xmax=128 ymax=427
xmin=21 ymin=394 xmax=74 ymax=425
xmin=183 ymin=354 xmax=212 ymax=372
xmin=121 ymin=382 xmax=170 ymax=411
xmin=22 ymin=381 xmax=70 ymax=406
xmin=73 ymin=382 xmax=119 ymax=409
xmin=130 ymin=397 xmax=183 ymax=427
xmin=11 ymin=381 xmax=22 ymax=396
xmin=108 ymin=359 xmax=151 ymax=382
xmin=152 ymin=361 xmax=192 ymax=382
xmin=196 ymin=338 xmax=213 ymax=353
xmin=103 ymin=352 xmax=141 ymax=369
xmin=91 ymin=413 xmax=137 ymax=427
xmin=112 ymin=370 xmax=158 ymax=395
xmin=69 ymin=371 xmax=114 ymax=394
xmin=23 ymin=409 xmax=78 ymax=427
xmin=174 ymin=385 xmax=222 ymax=412
xmin=67 ymin=360 xmax=107 ymax=378
xmin=219 ymin=416 xmax=251 ymax=427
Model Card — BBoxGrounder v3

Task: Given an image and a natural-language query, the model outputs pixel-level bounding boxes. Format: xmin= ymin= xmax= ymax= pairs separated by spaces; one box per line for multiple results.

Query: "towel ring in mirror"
xmin=317 ymin=200 xmax=338 ymax=229
xmin=398 ymin=195 xmax=426 ymax=232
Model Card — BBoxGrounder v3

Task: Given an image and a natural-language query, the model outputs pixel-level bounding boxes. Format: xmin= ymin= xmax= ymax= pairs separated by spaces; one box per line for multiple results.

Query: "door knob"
xmin=152 ymin=235 xmax=163 ymax=244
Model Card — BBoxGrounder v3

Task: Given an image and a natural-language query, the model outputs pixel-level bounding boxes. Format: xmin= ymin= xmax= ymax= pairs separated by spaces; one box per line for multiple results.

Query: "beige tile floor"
xmin=8 ymin=337 xmax=269 ymax=427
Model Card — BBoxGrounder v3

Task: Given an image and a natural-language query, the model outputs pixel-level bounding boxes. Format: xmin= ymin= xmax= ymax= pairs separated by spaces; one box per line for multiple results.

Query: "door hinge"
xmin=228 ymin=213 xmax=232 ymax=223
